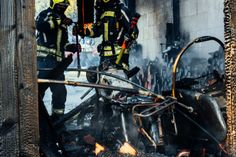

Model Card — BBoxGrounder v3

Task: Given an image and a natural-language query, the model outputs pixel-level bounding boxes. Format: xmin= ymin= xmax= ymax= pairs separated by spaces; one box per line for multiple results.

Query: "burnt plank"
xmin=0 ymin=0 xmax=39 ymax=156
xmin=224 ymin=0 xmax=236 ymax=155
xmin=0 ymin=1 xmax=19 ymax=156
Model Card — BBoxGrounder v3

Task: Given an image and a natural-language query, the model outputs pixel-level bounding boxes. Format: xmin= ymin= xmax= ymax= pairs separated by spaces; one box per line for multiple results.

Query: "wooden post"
xmin=224 ymin=0 xmax=236 ymax=156
xmin=0 ymin=0 xmax=39 ymax=156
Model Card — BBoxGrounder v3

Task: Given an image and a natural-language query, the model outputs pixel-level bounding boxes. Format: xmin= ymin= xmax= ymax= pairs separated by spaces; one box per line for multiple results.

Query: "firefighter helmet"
xmin=50 ymin=0 xmax=70 ymax=9
xmin=102 ymin=0 xmax=112 ymax=3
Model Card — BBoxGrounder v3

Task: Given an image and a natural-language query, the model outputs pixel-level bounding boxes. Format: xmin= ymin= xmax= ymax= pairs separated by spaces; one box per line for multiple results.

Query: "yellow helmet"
xmin=102 ymin=0 xmax=111 ymax=3
xmin=50 ymin=0 xmax=70 ymax=9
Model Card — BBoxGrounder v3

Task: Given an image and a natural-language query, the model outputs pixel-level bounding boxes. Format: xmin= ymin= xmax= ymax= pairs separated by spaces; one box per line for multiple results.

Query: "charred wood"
xmin=224 ymin=0 xmax=236 ymax=155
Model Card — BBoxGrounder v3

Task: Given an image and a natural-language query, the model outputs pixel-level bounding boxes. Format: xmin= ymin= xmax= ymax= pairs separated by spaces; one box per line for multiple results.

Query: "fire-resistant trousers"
xmin=37 ymin=55 xmax=67 ymax=114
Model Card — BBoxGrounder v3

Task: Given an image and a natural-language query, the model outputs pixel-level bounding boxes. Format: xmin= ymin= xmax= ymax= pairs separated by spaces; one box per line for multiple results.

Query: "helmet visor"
xmin=54 ymin=2 xmax=69 ymax=14
xmin=57 ymin=2 xmax=69 ymax=8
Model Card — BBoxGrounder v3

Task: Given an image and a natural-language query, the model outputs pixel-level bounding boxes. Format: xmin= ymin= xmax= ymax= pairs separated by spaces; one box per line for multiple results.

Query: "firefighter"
xmin=74 ymin=0 xmax=139 ymax=71
xmin=36 ymin=0 xmax=79 ymax=121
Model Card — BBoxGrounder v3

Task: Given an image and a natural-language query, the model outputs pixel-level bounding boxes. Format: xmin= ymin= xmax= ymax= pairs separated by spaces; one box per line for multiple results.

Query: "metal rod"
xmin=157 ymin=115 xmax=164 ymax=144
xmin=121 ymin=113 xmax=129 ymax=142
xmin=139 ymin=128 xmax=157 ymax=148
xmin=38 ymin=68 xmax=164 ymax=100
xmin=38 ymin=79 xmax=157 ymax=97
xmin=172 ymin=36 xmax=224 ymax=97
xmin=171 ymin=106 xmax=178 ymax=135
xmin=80 ymin=87 xmax=94 ymax=99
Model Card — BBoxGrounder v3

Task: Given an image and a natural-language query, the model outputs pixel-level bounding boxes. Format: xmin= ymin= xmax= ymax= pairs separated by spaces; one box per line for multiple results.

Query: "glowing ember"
xmin=176 ymin=150 xmax=190 ymax=157
xmin=119 ymin=142 xmax=137 ymax=156
xmin=95 ymin=143 xmax=105 ymax=156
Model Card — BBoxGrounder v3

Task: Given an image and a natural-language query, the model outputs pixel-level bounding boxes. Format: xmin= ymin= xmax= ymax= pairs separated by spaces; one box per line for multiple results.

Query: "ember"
xmin=119 ymin=142 xmax=137 ymax=156
xmin=95 ymin=143 xmax=105 ymax=155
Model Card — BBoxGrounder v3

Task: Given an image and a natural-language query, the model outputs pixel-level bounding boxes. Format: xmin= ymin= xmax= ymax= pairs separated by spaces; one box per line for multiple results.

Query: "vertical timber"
xmin=225 ymin=0 xmax=236 ymax=156
xmin=1 ymin=0 xmax=236 ymax=157
xmin=0 ymin=0 xmax=39 ymax=156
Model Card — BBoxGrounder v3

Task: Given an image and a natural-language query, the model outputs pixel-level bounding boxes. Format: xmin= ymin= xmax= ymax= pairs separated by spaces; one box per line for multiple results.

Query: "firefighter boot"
xmin=50 ymin=107 xmax=65 ymax=123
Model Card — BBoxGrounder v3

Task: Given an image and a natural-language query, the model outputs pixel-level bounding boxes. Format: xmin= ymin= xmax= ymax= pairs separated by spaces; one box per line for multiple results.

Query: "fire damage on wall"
xmin=36 ymin=0 xmax=228 ymax=157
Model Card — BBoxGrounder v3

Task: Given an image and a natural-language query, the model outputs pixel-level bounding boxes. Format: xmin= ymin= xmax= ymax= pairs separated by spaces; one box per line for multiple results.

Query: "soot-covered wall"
xmin=131 ymin=0 xmax=224 ymax=93
xmin=135 ymin=0 xmax=224 ymax=59
xmin=136 ymin=0 xmax=173 ymax=59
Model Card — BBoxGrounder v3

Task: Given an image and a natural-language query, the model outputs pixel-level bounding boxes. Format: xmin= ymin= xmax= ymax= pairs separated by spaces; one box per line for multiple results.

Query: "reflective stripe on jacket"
xmin=35 ymin=8 xmax=69 ymax=61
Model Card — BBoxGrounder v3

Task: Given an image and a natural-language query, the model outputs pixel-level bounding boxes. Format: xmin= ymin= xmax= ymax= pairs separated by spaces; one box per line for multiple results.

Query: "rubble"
xmin=97 ymin=151 xmax=168 ymax=157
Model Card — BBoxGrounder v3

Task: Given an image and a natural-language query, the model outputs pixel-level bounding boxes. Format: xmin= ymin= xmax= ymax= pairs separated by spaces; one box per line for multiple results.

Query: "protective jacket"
xmin=88 ymin=2 xmax=139 ymax=70
xmin=36 ymin=8 xmax=69 ymax=61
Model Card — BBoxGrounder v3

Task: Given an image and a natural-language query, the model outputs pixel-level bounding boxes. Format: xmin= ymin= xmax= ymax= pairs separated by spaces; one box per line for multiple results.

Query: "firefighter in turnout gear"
xmin=74 ymin=0 xmax=139 ymax=71
xmin=73 ymin=0 xmax=140 ymax=139
xmin=36 ymin=0 xmax=78 ymax=121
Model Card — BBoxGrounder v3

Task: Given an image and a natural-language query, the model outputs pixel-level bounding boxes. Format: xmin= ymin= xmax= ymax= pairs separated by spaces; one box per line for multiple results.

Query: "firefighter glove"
xmin=65 ymin=43 xmax=81 ymax=53
xmin=130 ymin=27 xmax=139 ymax=40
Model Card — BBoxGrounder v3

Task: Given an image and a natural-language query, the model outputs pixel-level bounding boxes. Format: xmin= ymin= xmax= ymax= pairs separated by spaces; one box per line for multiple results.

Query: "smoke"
xmin=129 ymin=41 xmax=225 ymax=93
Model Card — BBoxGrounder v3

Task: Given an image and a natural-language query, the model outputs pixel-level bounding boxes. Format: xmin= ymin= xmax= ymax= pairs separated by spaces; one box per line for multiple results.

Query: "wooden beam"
xmin=224 ymin=0 xmax=236 ymax=156
xmin=0 ymin=0 xmax=39 ymax=156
